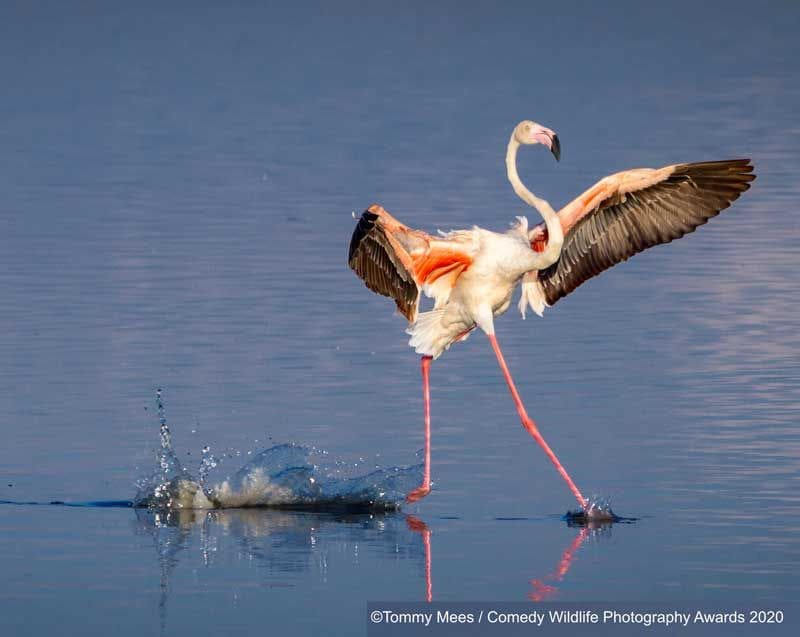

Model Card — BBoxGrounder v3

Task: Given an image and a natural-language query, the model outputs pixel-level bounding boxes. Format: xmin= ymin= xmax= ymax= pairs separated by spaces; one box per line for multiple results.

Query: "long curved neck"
xmin=506 ymin=135 xmax=564 ymax=268
xmin=506 ymin=136 xmax=540 ymax=209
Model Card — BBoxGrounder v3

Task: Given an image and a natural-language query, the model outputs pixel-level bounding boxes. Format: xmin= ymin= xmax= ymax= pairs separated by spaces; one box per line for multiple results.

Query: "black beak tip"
xmin=551 ymin=134 xmax=561 ymax=162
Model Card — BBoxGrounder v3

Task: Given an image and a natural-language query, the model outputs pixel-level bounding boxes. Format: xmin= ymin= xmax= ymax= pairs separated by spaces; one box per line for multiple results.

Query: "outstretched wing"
xmin=530 ymin=159 xmax=755 ymax=306
xmin=348 ymin=204 xmax=478 ymax=322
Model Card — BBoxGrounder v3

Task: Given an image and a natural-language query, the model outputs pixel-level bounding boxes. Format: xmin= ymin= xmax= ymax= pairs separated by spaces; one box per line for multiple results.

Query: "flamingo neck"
xmin=505 ymin=135 xmax=564 ymax=268
xmin=506 ymin=136 xmax=539 ymax=209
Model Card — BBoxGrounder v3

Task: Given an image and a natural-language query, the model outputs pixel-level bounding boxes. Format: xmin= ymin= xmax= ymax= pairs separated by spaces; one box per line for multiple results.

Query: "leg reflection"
xmin=528 ymin=526 xmax=591 ymax=602
xmin=406 ymin=515 xmax=432 ymax=602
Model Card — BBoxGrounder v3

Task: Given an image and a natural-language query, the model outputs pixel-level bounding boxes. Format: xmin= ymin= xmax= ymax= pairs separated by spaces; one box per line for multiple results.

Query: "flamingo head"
xmin=513 ymin=120 xmax=560 ymax=162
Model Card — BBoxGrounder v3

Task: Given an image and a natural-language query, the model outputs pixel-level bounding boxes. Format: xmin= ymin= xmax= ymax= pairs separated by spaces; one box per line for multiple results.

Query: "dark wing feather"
xmin=348 ymin=209 xmax=419 ymax=321
xmin=539 ymin=159 xmax=755 ymax=305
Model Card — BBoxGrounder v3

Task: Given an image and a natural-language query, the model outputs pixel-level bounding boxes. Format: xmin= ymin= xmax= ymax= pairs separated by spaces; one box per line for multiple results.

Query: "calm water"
xmin=1 ymin=1 xmax=798 ymax=635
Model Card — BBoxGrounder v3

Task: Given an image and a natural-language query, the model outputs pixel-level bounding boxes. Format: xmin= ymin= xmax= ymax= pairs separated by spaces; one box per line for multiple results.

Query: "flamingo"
xmin=348 ymin=119 xmax=755 ymax=512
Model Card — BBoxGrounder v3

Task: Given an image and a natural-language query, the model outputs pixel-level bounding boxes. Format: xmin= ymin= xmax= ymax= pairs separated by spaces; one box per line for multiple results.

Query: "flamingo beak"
xmin=551 ymin=134 xmax=561 ymax=162
xmin=531 ymin=127 xmax=561 ymax=161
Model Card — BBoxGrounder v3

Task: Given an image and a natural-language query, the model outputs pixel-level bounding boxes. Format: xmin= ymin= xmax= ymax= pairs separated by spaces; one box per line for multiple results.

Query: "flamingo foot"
xmin=406 ymin=484 xmax=431 ymax=503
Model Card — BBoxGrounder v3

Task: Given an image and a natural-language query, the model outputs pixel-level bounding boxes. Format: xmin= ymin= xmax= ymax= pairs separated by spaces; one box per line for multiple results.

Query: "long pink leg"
xmin=407 ymin=355 xmax=433 ymax=502
xmin=487 ymin=334 xmax=587 ymax=510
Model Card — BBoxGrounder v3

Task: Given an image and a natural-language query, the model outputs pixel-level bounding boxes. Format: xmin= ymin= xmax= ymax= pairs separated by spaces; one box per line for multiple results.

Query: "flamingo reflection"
xmin=406 ymin=515 xmax=432 ymax=602
xmin=402 ymin=514 xmax=621 ymax=603
xmin=528 ymin=527 xmax=590 ymax=601
xmin=134 ymin=506 xmax=621 ymax=609
xmin=528 ymin=519 xmax=617 ymax=601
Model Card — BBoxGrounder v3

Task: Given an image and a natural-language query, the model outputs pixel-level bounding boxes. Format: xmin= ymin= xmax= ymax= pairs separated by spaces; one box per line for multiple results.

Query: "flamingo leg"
xmin=407 ymin=355 xmax=433 ymax=503
xmin=487 ymin=334 xmax=587 ymax=510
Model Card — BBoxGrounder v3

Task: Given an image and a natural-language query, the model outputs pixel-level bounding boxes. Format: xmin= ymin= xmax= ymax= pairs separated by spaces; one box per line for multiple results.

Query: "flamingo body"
xmin=347 ymin=119 xmax=755 ymax=511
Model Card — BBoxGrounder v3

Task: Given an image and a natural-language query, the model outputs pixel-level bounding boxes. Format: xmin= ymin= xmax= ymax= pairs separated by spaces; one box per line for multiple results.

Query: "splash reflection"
xmin=133 ymin=507 xmax=433 ymax=635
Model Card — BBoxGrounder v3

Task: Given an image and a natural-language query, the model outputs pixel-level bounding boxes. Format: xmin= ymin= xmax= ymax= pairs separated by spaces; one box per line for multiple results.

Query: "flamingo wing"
xmin=348 ymin=204 xmax=477 ymax=322
xmin=533 ymin=159 xmax=755 ymax=306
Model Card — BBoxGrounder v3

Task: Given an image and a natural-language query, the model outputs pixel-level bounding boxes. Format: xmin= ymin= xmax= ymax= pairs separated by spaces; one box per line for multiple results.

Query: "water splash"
xmin=197 ymin=445 xmax=217 ymax=485
xmin=134 ymin=389 xmax=203 ymax=509
xmin=564 ymin=494 xmax=637 ymax=525
xmin=135 ymin=391 xmax=422 ymax=511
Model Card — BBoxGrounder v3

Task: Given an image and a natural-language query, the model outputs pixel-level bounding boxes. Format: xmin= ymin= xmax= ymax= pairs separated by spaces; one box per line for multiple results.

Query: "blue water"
xmin=1 ymin=1 xmax=799 ymax=635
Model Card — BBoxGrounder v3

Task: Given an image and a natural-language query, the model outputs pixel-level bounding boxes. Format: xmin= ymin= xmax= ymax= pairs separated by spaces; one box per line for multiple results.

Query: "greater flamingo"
xmin=348 ymin=119 xmax=755 ymax=513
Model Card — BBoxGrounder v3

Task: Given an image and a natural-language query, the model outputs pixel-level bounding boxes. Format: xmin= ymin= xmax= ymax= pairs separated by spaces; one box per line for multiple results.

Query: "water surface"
xmin=1 ymin=1 xmax=798 ymax=635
